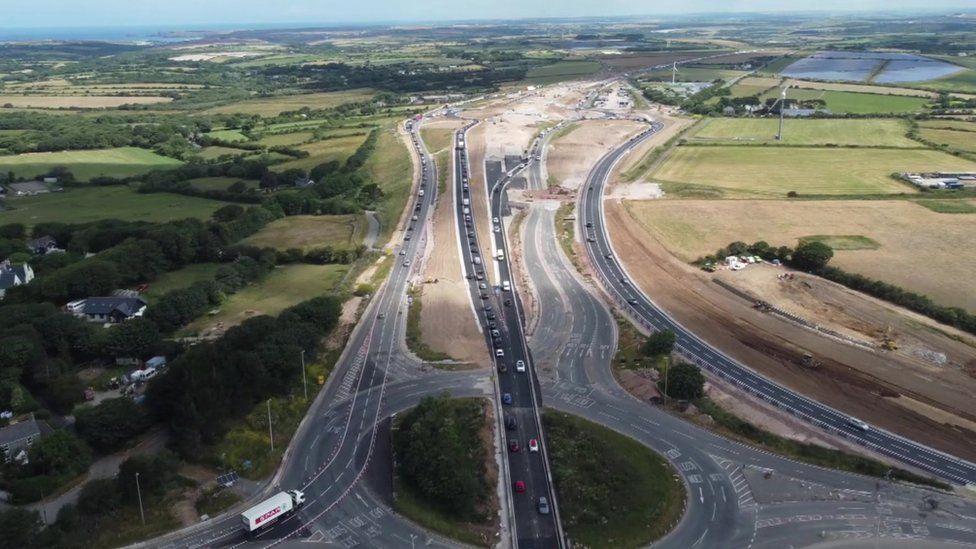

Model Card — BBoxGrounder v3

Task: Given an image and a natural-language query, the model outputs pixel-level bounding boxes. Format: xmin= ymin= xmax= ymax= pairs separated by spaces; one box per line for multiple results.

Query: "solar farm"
xmin=781 ymin=51 xmax=964 ymax=83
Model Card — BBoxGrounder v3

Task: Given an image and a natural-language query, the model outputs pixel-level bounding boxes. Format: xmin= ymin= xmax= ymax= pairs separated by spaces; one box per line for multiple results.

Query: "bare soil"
xmin=547 ymin=120 xmax=646 ymax=190
xmin=604 ymin=199 xmax=976 ymax=461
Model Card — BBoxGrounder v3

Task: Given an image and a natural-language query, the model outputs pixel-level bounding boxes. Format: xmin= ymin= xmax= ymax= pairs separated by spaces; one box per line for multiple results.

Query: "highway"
xmin=451 ymin=126 xmax=564 ymax=548
xmin=577 ymin=120 xmax=976 ymax=487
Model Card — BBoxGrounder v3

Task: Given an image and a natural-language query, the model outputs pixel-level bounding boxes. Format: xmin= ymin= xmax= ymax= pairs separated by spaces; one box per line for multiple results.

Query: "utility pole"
xmin=301 ymin=349 xmax=308 ymax=402
xmin=135 ymin=472 xmax=146 ymax=526
xmin=267 ymin=399 xmax=274 ymax=453
xmin=776 ymin=87 xmax=787 ymax=141
xmin=663 ymin=355 xmax=670 ymax=406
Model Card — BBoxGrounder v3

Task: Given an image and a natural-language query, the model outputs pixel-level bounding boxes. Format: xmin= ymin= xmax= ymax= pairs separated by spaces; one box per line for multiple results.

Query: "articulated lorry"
xmin=240 ymin=490 xmax=305 ymax=535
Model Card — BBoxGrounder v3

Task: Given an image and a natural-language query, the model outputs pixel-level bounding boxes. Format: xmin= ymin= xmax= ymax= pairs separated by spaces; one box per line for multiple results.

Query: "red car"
xmin=509 ymin=440 xmax=520 ymax=453
xmin=528 ymin=439 xmax=539 ymax=453
xmin=514 ymin=480 xmax=526 ymax=493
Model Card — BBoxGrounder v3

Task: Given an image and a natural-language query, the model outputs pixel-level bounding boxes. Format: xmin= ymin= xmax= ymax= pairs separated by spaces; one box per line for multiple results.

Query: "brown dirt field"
xmin=547 ymin=120 xmax=646 ymax=190
xmin=623 ymin=200 xmax=976 ymax=312
xmin=464 ymin=123 xmax=497 ymax=286
xmin=604 ymin=199 xmax=976 ymax=462
xmin=0 ymin=95 xmax=173 ymax=108
xmin=419 ymin=129 xmax=488 ymax=365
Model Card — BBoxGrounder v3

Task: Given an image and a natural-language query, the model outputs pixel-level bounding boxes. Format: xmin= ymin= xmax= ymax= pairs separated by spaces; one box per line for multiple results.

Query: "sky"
xmin=3 ymin=0 xmax=973 ymax=28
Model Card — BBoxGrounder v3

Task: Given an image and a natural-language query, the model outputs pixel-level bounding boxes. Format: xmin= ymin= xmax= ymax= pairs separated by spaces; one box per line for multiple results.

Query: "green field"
xmin=363 ymin=127 xmax=413 ymax=244
xmin=256 ymin=131 xmax=314 ymax=147
xmin=642 ymin=67 xmax=746 ymax=82
xmin=270 ymin=134 xmax=368 ymax=173
xmin=689 ymin=118 xmax=917 ymax=147
xmin=914 ymin=200 xmax=976 ymax=214
xmin=526 ymin=60 xmax=602 ymax=84
xmin=0 ymin=185 xmax=230 ymax=226
xmin=545 ymin=411 xmax=684 ymax=548
xmin=653 ymin=147 xmax=976 ymax=198
xmin=206 ymin=129 xmax=249 ymax=142
xmin=180 ymin=264 xmax=350 ymax=336
xmin=917 ymin=119 xmax=976 ymax=132
xmin=0 ymin=147 xmax=182 ymax=181
xmin=143 ymin=263 xmax=222 ymax=301
xmin=420 ymin=127 xmax=455 ymax=153
xmin=761 ymin=88 xmax=930 ymax=114
xmin=241 ymin=214 xmax=365 ymax=251
xmin=194 ymin=146 xmax=251 ymax=160
xmin=204 ymin=89 xmax=376 ymax=116
xmin=918 ymin=127 xmax=976 ymax=153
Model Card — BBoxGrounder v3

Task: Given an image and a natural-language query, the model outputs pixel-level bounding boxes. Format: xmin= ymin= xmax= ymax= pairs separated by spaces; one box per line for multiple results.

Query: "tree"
xmin=643 ymin=329 xmax=676 ymax=358
xmin=116 ymin=452 xmax=178 ymax=506
xmin=791 ymin=241 xmax=834 ymax=271
xmin=0 ymin=507 xmax=43 ymax=549
xmin=213 ymin=204 xmax=245 ymax=222
xmin=259 ymin=170 xmax=279 ymax=190
xmin=658 ymin=362 xmax=705 ymax=401
xmin=76 ymin=398 xmax=154 ymax=453
xmin=226 ymin=180 xmax=248 ymax=194
xmin=27 ymin=431 xmax=91 ymax=479
xmin=101 ymin=318 xmax=160 ymax=358
xmin=0 ymin=223 xmax=26 ymax=240
xmin=77 ymin=478 xmax=122 ymax=516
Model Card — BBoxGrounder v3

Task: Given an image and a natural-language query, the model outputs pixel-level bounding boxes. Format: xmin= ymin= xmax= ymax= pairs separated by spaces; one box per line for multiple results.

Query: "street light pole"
xmin=135 ymin=472 xmax=145 ymax=526
xmin=301 ymin=349 xmax=308 ymax=402
xmin=267 ymin=399 xmax=274 ymax=453
xmin=410 ymin=533 xmax=417 ymax=549
xmin=663 ymin=355 xmax=670 ymax=407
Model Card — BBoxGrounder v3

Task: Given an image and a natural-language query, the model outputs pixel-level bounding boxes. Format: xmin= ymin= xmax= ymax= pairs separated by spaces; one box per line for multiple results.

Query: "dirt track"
xmin=604 ymin=199 xmax=976 ymax=461
xmin=418 ymin=119 xmax=488 ymax=365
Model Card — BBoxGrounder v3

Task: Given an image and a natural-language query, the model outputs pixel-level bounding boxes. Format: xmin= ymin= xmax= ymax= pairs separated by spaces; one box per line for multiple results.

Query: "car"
xmin=586 ymin=237 xmax=596 ymax=243
xmin=481 ymin=293 xmax=489 ymax=300
xmin=505 ymin=416 xmax=517 ymax=430
xmin=494 ymin=225 xmax=501 ymax=233
xmin=493 ymin=217 xmax=499 ymax=224
xmin=465 ymin=215 xmax=472 ymax=221
xmin=620 ymin=277 xmax=629 ymax=284
xmin=528 ymin=439 xmax=539 ymax=452
xmin=502 ymin=393 xmax=512 ymax=405
xmin=404 ymin=234 xmax=411 ymax=241
xmin=377 ymin=313 xmax=385 ymax=319
xmin=498 ymin=362 xmax=508 ymax=373
xmin=488 ymin=321 xmax=498 ymax=329
xmin=496 ymin=348 xmax=505 ymax=357
xmin=493 ymin=337 xmax=502 ymax=345
xmin=403 ymin=260 xmax=411 ymax=267
xmin=515 ymin=360 xmax=526 ymax=373
xmin=585 ymin=222 xmax=593 ymax=228
xmin=848 ymin=417 xmax=870 ymax=431
xmin=514 ymin=480 xmax=526 ymax=493
xmin=476 ymin=274 xmax=485 ymax=281
xmin=399 ymin=249 xmax=407 ymax=256
xmin=412 ymin=215 xmax=419 ymax=221
xmin=604 ymin=253 xmax=613 ymax=259
xmin=479 ymin=283 xmax=488 ymax=290
xmin=509 ymin=440 xmax=520 ymax=453
xmin=484 ymin=304 xmax=493 ymax=311
xmin=486 ymin=311 xmax=496 ymax=319
xmin=504 ymin=299 xmax=512 ymax=307
xmin=466 ymin=273 xmax=474 ymax=280
xmin=628 ymin=299 xmax=638 ymax=305
xmin=491 ymin=329 xmax=501 ymax=337
xmin=537 ymin=497 xmax=550 ymax=515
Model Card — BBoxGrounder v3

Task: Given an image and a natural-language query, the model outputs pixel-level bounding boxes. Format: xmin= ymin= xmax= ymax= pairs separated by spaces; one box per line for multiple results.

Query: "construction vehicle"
xmin=881 ymin=325 xmax=898 ymax=351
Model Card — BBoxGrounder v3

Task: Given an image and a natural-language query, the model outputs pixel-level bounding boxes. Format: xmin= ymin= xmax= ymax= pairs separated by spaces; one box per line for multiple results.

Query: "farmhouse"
xmin=67 ymin=295 xmax=147 ymax=324
xmin=26 ymin=235 xmax=60 ymax=255
xmin=7 ymin=181 xmax=50 ymax=196
xmin=0 ymin=261 xmax=34 ymax=298
xmin=901 ymin=171 xmax=976 ymax=189
xmin=0 ymin=418 xmax=49 ymax=465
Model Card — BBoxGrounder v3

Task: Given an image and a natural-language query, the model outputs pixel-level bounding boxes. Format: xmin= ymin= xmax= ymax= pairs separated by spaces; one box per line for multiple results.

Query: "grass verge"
xmin=693 ymin=397 xmax=950 ymax=491
xmin=914 ymin=200 xmax=976 ymax=214
xmin=405 ymin=286 xmax=455 ymax=362
xmin=544 ymin=411 xmax=685 ymax=548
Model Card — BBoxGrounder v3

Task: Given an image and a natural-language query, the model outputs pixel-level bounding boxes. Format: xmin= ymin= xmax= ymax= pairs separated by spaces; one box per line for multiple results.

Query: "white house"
xmin=0 ymin=261 xmax=33 ymax=299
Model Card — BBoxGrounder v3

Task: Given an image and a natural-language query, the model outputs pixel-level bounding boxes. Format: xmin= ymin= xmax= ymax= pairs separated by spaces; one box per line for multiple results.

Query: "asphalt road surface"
xmin=451 ymin=126 xmax=564 ymax=548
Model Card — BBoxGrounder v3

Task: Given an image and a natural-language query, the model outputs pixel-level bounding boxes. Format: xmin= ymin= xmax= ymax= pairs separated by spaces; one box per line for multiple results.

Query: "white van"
xmin=502 ymin=280 xmax=511 ymax=292
xmin=496 ymin=250 xmax=505 ymax=261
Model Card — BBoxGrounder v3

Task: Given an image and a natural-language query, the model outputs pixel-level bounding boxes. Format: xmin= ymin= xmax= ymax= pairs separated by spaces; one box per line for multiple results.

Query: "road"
xmin=515 ymin=115 xmax=976 ymax=548
xmin=576 ymin=120 xmax=976 ymax=488
xmin=451 ymin=127 xmax=564 ymax=548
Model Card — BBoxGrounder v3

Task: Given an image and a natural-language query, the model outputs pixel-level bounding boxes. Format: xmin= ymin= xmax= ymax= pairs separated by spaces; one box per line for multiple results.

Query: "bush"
xmin=643 ymin=329 xmax=675 ymax=357
xmin=659 ymin=362 xmax=705 ymax=401
xmin=791 ymin=241 xmax=834 ymax=271
xmin=75 ymin=398 xmax=154 ymax=453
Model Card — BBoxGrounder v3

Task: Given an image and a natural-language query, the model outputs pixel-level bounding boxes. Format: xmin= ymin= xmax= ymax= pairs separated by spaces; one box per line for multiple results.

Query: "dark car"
xmin=505 ymin=416 xmax=517 ymax=430
xmin=488 ymin=322 xmax=498 ymax=329
xmin=628 ymin=299 xmax=638 ymax=305
xmin=481 ymin=293 xmax=489 ymax=300
xmin=487 ymin=312 xmax=496 ymax=320
xmin=502 ymin=393 xmax=513 ymax=405
xmin=585 ymin=222 xmax=593 ymax=228
xmin=493 ymin=337 xmax=503 ymax=345
xmin=504 ymin=299 xmax=512 ymax=307
xmin=498 ymin=363 xmax=508 ymax=374
xmin=509 ymin=440 xmax=520 ymax=453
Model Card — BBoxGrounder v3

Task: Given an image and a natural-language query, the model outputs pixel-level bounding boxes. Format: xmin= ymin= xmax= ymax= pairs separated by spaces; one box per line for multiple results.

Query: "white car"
xmin=403 ymin=260 xmax=411 ymax=267
xmin=494 ymin=225 xmax=501 ymax=233
xmin=847 ymin=417 xmax=870 ymax=431
xmin=493 ymin=217 xmax=500 ymax=224
xmin=496 ymin=348 xmax=505 ymax=357
xmin=515 ymin=360 xmax=526 ymax=373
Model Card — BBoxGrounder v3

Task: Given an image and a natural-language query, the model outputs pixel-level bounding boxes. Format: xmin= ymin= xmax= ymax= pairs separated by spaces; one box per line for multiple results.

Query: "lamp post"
xmin=135 ymin=472 xmax=145 ymax=526
xmin=301 ymin=349 xmax=308 ymax=402
xmin=663 ymin=355 xmax=670 ymax=406
xmin=267 ymin=399 xmax=274 ymax=453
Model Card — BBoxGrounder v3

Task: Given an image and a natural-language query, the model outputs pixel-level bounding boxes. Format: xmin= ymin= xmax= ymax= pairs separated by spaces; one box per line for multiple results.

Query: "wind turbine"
xmin=768 ymin=84 xmax=789 ymax=140
xmin=671 ymin=62 xmax=678 ymax=85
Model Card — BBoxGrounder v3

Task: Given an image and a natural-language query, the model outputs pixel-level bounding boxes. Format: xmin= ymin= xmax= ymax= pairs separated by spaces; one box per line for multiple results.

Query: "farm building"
xmin=901 ymin=172 xmax=976 ymax=189
xmin=67 ymin=295 xmax=147 ymax=324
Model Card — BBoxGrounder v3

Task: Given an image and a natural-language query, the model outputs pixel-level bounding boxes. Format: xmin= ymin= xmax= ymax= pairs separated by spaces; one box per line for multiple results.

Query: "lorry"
xmin=240 ymin=490 xmax=305 ymax=535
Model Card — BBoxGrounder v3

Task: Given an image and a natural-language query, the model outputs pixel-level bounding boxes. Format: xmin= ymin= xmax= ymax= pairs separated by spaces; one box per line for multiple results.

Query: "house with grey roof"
xmin=0 ymin=261 xmax=33 ymax=299
xmin=0 ymin=419 xmax=43 ymax=464
xmin=67 ymin=296 xmax=147 ymax=324
xmin=26 ymin=235 xmax=59 ymax=255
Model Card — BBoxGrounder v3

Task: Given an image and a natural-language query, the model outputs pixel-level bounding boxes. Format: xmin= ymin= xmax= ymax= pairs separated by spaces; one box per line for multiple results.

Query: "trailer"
xmin=240 ymin=490 xmax=305 ymax=535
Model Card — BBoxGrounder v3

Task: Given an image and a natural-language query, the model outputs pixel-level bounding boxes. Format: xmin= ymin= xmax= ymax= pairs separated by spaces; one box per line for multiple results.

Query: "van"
xmin=496 ymin=250 xmax=505 ymax=261
xmin=502 ymin=280 xmax=511 ymax=292
xmin=463 ymin=198 xmax=470 ymax=206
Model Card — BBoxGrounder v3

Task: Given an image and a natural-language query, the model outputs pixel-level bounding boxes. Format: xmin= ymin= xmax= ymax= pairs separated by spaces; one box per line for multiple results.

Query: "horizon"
xmin=2 ymin=1 xmax=973 ymax=32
